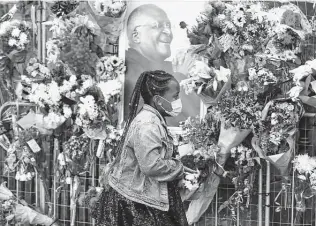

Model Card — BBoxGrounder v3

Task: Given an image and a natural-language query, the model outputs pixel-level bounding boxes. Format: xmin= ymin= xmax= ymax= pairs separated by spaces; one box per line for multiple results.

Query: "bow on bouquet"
xmin=288 ymin=59 xmax=316 ymax=107
xmin=0 ymin=182 xmax=58 ymax=226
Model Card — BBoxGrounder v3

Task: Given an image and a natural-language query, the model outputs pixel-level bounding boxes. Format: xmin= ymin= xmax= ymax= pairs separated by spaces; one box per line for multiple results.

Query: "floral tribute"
xmin=56 ymin=135 xmax=91 ymax=184
xmin=293 ymin=154 xmax=316 ymax=215
xmin=180 ymin=1 xmax=312 ymax=224
xmin=178 ymin=113 xmax=221 ymax=200
xmin=93 ymin=0 xmax=127 ymax=18
xmin=0 ymin=183 xmax=57 ymax=225
xmin=0 ymin=19 xmax=31 ymax=52
xmin=218 ymin=145 xmax=259 ymax=221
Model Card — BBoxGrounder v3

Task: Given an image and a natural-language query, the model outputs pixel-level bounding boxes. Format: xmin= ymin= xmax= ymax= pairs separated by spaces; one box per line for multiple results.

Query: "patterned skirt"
xmin=92 ymin=181 xmax=189 ymax=226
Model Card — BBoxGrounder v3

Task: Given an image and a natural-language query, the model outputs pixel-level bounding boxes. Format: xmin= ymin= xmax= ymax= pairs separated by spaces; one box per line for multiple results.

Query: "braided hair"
xmin=113 ymin=70 xmax=175 ymax=163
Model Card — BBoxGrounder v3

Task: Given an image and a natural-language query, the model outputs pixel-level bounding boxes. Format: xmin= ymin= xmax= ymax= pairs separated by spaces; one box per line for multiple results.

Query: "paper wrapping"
xmin=85 ymin=1 xmax=127 ymax=44
xmin=186 ymin=123 xmax=251 ymax=224
xmin=15 ymin=204 xmax=54 ymax=226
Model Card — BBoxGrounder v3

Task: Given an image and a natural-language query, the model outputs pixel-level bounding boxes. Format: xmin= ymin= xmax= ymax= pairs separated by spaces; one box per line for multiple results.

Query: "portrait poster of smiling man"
xmin=119 ymin=1 xmax=205 ymax=127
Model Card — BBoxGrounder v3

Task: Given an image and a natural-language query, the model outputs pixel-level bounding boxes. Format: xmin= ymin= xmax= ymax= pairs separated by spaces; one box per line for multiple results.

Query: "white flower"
xmin=43 ymin=112 xmax=66 ymax=129
xmin=271 ymin=119 xmax=278 ymax=125
xmin=26 ymin=172 xmax=33 ymax=181
xmin=180 ymin=77 xmax=199 ymax=95
xmin=57 ymin=153 xmax=67 ymax=166
xmin=233 ymin=11 xmax=246 ymax=27
xmin=290 ymin=65 xmax=312 ymax=84
xmin=189 ymin=60 xmax=212 ymax=79
xmin=293 ymin=154 xmax=316 ymax=174
xmin=98 ymin=80 xmax=122 ymax=103
xmin=288 ymin=86 xmax=303 ymax=99
xmin=215 ymin=66 xmax=230 ymax=82
xmin=0 ymin=21 xmax=12 ymax=36
xmin=248 ymin=68 xmax=257 ymax=80
xmin=11 ymin=27 xmax=21 ymax=37
xmin=19 ymin=174 xmax=27 ymax=182
xmin=63 ymin=105 xmax=72 ymax=118
xmin=19 ymin=32 xmax=28 ymax=45
xmin=66 ymin=177 xmax=72 ymax=185
xmin=8 ymin=38 xmax=17 ymax=46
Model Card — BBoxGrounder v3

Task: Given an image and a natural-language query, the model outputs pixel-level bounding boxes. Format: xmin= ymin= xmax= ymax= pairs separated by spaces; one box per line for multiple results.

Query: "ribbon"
xmin=274 ymin=182 xmax=291 ymax=212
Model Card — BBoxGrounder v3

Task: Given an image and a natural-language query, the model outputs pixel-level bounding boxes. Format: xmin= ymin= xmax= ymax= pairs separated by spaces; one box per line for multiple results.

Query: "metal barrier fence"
xmin=0 ymin=1 xmax=316 ymax=226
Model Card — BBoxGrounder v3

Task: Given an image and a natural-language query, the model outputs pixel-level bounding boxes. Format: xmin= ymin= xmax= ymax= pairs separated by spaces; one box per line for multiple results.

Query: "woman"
xmin=93 ymin=70 xmax=190 ymax=226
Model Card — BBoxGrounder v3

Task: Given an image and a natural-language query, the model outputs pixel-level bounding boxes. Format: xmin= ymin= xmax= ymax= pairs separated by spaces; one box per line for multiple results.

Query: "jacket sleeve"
xmin=133 ymin=122 xmax=184 ymax=181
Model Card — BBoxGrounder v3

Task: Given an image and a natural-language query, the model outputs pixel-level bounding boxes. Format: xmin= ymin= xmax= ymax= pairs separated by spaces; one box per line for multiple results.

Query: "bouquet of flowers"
xmin=293 ymin=154 xmax=316 ymax=213
xmin=93 ymin=0 xmax=127 ymax=18
xmin=78 ymin=186 xmax=104 ymax=210
xmin=56 ymin=135 xmax=90 ymax=184
xmin=218 ymin=145 xmax=259 ymax=222
xmin=45 ymin=14 xmax=101 ymax=75
xmin=4 ymin=127 xmax=41 ymax=182
xmin=87 ymin=0 xmax=127 ymax=43
xmin=24 ymin=80 xmax=72 ymax=130
xmin=288 ymin=59 xmax=316 ymax=107
xmin=75 ymin=77 xmax=121 ymax=139
xmin=0 ymin=183 xmax=58 ymax=226
xmin=0 ymin=196 xmax=15 ymax=225
xmin=0 ymin=19 xmax=31 ymax=52
xmin=180 ymin=58 xmax=230 ymax=96
xmin=252 ymin=99 xmax=303 ymax=184
xmin=25 ymin=58 xmax=51 ymax=81
xmin=264 ymin=3 xmax=312 ymax=64
xmin=218 ymin=81 xmax=262 ymax=130
xmin=96 ymin=55 xmax=126 ymax=81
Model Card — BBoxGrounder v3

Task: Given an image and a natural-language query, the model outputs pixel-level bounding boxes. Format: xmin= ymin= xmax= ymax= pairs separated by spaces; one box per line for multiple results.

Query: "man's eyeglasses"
xmin=134 ymin=21 xmax=173 ymax=31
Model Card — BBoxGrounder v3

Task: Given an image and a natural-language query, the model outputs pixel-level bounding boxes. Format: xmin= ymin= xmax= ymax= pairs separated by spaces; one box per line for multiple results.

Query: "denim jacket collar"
xmin=142 ymin=104 xmax=168 ymax=131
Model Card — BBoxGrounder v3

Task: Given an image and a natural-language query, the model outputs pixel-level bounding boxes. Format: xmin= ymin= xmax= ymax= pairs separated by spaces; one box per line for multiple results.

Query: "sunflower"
xmin=110 ymin=56 xmax=121 ymax=67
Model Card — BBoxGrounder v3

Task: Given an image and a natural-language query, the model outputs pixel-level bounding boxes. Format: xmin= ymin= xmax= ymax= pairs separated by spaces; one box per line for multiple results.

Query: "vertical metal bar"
xmin=41 ymin=1 xmax=47 ymax=64
xmin=265 ymin=161 xmax=270 ymax=226
xmin=237 ymin=202 xmax=240 ymax=226
xmin=91 ymin=155 xmax=96 ymax=226
xmin=291 ymin=165 xmax=295 ymax=226
xmin=36 ymin=0 xmax=42 ymax=62
xmin=53 ymin=138 xmax=58 ymax=219
xmin=215 ymin=191 xmax=218 ymax=226
xmin=258 ymin=168 xmax=263 ymax=226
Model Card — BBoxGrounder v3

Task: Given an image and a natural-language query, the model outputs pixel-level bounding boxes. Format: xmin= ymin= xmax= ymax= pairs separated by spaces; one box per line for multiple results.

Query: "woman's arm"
xmin=133 ymin=122 xmax=184 ymax=182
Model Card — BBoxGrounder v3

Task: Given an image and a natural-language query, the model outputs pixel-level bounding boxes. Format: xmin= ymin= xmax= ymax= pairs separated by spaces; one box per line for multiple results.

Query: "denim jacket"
xmin=108 ymin=105 xmax=184 ymax=211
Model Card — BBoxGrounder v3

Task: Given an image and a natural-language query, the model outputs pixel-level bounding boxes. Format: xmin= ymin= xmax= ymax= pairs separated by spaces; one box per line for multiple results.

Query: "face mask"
xmin=157 ymin=96 xmax=182 ymax=117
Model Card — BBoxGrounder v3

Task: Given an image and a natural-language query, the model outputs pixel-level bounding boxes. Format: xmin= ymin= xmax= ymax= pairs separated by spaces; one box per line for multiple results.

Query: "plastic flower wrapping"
xmin=255 ymin=99 xmax=303 ymax=157
xmin=288 ymin=59 xmax=316 ymax=107
xmin=0 ymin=19 xmax=31 ymax=52
xmin=4 ymin=127 xmax=42 ymax=182
xmin=0 ymin=183 xmax=57 ymax=226
xmin=180 ymin=57 xmax=231 ymax=98
xmin=93 ymin=0 xmax=127 ymax=18
xmin=45 ymin=14 xmax=101 ymax=75
xmin=293 ymin=154 xmax=316 ymax=214
xmin=218 ymin=145 xmax=260 ymax=222
xmin=86 ymin=0 xmax=127 ymax=43
xmin=56 ymin=135 xmax=91 ymax=184
xmin=182 ymin=1 xmax=313 ymax=223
